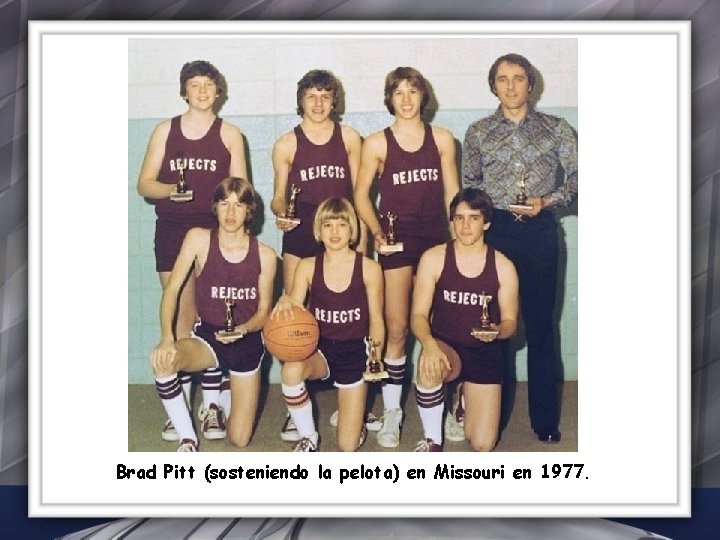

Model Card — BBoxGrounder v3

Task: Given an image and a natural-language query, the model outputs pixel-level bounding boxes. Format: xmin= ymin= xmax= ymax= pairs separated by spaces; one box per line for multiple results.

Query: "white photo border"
xmin=29 ymin=20 xmax=690 ymax=518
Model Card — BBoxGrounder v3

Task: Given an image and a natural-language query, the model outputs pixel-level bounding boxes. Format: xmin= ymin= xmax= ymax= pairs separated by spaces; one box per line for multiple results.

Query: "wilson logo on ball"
xmin=263 ymin=306 xmax=319 ymax=362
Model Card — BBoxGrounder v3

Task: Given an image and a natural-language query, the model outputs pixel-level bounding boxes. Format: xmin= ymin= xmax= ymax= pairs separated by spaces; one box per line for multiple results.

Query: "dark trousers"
xmin=486 ymin=209 xmax=560 ymax=433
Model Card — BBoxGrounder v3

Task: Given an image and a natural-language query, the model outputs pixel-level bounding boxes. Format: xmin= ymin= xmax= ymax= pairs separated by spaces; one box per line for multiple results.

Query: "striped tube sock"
xmin=382 ymin=356 xmax=406 ymax=410
xmin=416 ymin=383 xmax=446 ymax=444
xmin=219 ymin=374 xmax=231 ymax=414
xmin=282 ymin=382 xmax=316 ymax=440
xmin=155 ymin=374 xmax=196 ymax=443
xmin=201 ymin=368 xmax=222 ymax=408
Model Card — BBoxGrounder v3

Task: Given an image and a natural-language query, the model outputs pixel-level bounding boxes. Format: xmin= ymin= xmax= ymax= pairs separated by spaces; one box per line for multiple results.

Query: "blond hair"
xmin=312 ymin=197 xmax=359 ymax=245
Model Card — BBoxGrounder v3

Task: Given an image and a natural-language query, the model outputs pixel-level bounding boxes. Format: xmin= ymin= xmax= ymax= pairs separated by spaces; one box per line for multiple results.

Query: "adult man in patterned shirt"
xmin=461 ymin=53 xmax=577 ymax=444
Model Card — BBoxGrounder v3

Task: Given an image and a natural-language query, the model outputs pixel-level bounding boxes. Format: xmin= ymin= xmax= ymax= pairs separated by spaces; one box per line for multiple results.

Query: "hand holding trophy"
xmin=215 ymin=297 xmax=247 ymax=343
xmin=471 ymin=292 xmax=500 ymax=342
xmin=170 ymin=160 xmax=194 ymax=202
xmin=507 ymin=170 xmax=532 ymax=220
xmin=276 ymin=184 xmax=302 ymax=226
xmin=377 ymin=211 xmax=404 ymax=254
xmin=363 ymin=337 xmax=388 ymax=382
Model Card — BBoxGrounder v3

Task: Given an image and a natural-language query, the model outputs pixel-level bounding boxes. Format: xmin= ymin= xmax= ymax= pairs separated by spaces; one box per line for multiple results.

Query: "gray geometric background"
xmin=0 ymin=0 xmax=718 ymax=531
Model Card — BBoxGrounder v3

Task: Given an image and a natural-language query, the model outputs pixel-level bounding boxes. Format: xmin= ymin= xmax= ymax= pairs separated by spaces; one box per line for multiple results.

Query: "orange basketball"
xmin=263 ymin=306 xmax=319 ymax=362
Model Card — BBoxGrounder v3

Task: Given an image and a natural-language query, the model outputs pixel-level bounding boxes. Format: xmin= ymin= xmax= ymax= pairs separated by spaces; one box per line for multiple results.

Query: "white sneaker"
xmin=177 ymin=438 xmax=198 ymax=452
xmin=281 ymin=414 xmax=301 ymax=442
xmin=329 ymin=410 xmax=382 ymax=432
xmin=364 ymin=412 xmax=383 ymax=431
xmin=161 ymin=419 xmax=179 ymax=442
xmin=444 ymin=413 xmax=466 ymax=442
xmin=293 ymin=435 xmax=319 ymax=452
xmin=413 ymin=438 xmax=442 ymax=452
xmin=377 ymin=408 xmax=403 ymax=448
xmin=199 ymin=403 xmax=227 ymax=440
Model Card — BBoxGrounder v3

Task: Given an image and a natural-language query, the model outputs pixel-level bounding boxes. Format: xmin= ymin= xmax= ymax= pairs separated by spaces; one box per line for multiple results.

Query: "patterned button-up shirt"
xmin=462 ymin=107 xmax=578 ymax=210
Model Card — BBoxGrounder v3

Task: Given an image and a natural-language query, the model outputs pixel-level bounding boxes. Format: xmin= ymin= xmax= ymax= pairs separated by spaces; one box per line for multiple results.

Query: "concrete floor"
xmin=129 ymin=380 xmax=577 ymax=453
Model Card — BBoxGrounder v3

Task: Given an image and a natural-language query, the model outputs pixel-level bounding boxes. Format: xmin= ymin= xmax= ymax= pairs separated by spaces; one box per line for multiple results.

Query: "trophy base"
xmin=363 ymin=369 xmax=389 ymax=382
xmin=378 ymin=242 xmax=404 ymax=254
xmin=508 ymin=203 xmax=533 ymax=213
xmin=171 ymin=190 xmax=194 ymax=203
xmin=215 ymin=328 xmax=246 ymax=340
xmin=277 ymin=216 xmax=301 ymax=226
xmin=471 ymin=328 xmax=499 ymax=340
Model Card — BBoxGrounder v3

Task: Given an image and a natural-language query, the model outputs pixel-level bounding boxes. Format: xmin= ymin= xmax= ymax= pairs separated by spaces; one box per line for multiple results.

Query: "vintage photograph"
xmin=127 ymin=35 xmax=579 ymax=454
xmin=31 ymin=19 xmax=688 ymax=517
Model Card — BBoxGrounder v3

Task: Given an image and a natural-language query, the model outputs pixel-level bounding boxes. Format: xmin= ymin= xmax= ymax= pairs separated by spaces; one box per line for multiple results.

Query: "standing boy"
xmin=355 ymin=67 xmax=459 ymax=447
xmin=137 ymin=61 xmax=247 ymax=441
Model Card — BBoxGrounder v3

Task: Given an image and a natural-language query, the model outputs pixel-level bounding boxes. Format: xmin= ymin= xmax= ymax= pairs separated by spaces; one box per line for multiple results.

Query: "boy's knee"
xmin=337 ymin=432 xmax=362 ymax=452
xmin=281 ymin=361 xmax=304 ymax=383
xmin=229 ymin=430 xmax=251 ymax=449
xmin=469 ymin=436 xmax=497 ymax=453
xmin=151 ymin=365 xmax=175 ymax=379
xmin=416 ymin=361 xmax=443 ymax=389
xmin=386 ymin=324 xmax=408 ymax=344
xmin=337 ymin=440 xmax=356 ymax=452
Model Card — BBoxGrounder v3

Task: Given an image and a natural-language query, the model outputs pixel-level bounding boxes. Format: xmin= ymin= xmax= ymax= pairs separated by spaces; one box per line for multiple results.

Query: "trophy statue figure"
xmin=215 ymin=297 xmax=247 ymax=340
xmin=170 ymin=160 xmax=194 ymax=202
xmin=277 ymin=184 xmax=302 ymax=226
xmin=363 ymin=338 xmax=388 ymax=382
xmin=507 ymin=170 xmax=533 ymax=219
xmin=471 ymin=291 xmax=500 ymax=340
xmin=377 ymin=211 xmax=404 ymax=253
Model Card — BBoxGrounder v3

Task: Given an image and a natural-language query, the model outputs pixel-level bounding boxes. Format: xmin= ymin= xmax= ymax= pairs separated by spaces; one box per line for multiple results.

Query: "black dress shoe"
xmin=536 ymin=429 xmax=561 ymax=443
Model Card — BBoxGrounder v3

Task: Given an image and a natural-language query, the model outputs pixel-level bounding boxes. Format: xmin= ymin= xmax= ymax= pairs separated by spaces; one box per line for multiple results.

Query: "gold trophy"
xmin=277 ymin=184 xmax=302 ymax=226
xmin=377 ymin=211 xmax=404 ymax=253
xmin=471 ymin=292 xmax=499 ymax=340
xmin=215 ymin=298 xmax=247 ymax=340
xmin=363 ymin=338 xmax=388 ymax=382
xmin=507 ymin=170 xmax=532 ymax=219
xmin=170 ymin=161 xmax=194 ymax=202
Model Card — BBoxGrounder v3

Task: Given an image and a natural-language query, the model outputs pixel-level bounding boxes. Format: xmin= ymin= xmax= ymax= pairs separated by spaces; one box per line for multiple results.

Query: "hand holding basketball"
xmin=263 ymin=305 xmax=319 ymax=362
xmin=270 ymin=293 xmax=304 ymax=321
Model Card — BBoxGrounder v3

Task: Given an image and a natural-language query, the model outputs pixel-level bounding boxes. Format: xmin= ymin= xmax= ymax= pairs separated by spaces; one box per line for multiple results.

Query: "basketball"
xmin=263 ymin=306 xmax=319 ymax=362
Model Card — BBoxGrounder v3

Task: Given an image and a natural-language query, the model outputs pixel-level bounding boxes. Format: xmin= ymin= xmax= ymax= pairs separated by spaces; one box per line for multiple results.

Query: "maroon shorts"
xmin=154 ymin=220 xmax=188 ymax=272
xmin=378 ymin=233 xmax=444 ymax=273
xmin=281 ymin=202 xmax=324 ymax=259
xmin=438 ymin=335 xmax=503 ymax=385
xmin=318 ymin=337 xmax=367 ymax=387
xmin=193 ymin=321 xmax=265 ymax=375
xmin=153 ymin=219 xmax=214 ymax=272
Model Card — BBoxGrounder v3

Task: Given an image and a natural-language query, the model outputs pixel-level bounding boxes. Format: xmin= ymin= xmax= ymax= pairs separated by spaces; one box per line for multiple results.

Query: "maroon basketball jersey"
xmin=155 ymin=115 xmax=231 ymax=227
xmin=195 ymin=231 xmax=260 ymax=327
xmin=309 ymin=252 xmax=369 ymax=341
xmin=378 ymin=123 xmax=446 ymax=238
xmin=287 ymin=122 xmax=352 ymax=207
xmin=431 ymin=242 xmax=501 ymax=347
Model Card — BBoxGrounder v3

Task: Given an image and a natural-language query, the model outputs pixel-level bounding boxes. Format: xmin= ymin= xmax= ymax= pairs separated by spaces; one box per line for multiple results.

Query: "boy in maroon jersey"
xmin=355 ymin=67 xmax=459 ymax=447
xmin=137 ymin=61 xmax=247 ymax=442
xmin=271 ymin=69 xmax=363 ymax=292
xmin=271 ymin=70 xmax=366 ymax=442
xmin=411 ymin=188 xmax=518 ymax=451
xmin=271 ymin=198 xmax=384 ymax=452
xmin=149 ymin=177 xmax=277 ymax=451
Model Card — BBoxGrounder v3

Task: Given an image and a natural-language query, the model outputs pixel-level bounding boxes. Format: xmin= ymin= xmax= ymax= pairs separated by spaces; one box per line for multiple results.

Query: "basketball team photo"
xmin=128 ymin=33 xmax=579 ymax=454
